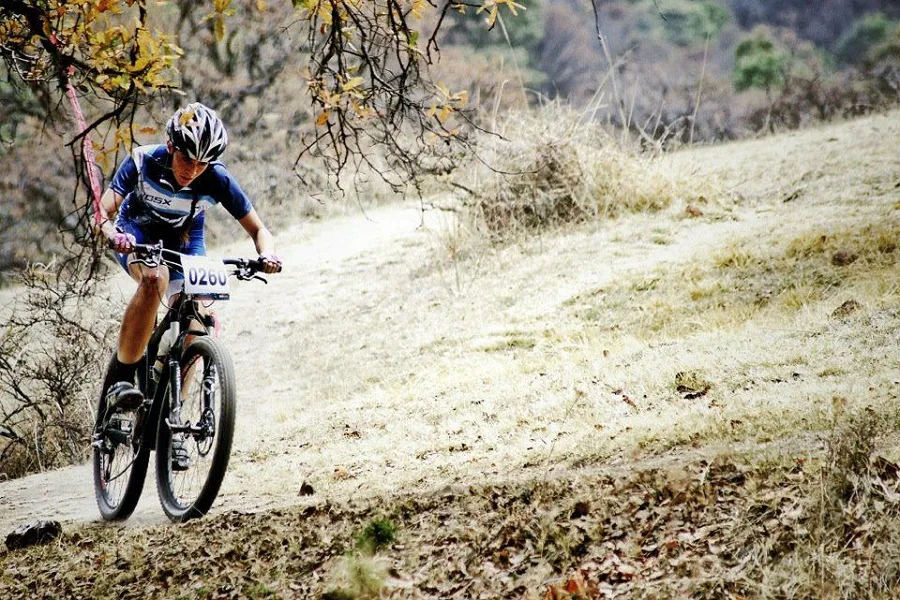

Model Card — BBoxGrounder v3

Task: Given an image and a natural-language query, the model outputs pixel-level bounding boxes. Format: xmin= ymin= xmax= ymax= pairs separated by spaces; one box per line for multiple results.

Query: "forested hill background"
xmin=1 ymin=0 xmax=898 ymax=277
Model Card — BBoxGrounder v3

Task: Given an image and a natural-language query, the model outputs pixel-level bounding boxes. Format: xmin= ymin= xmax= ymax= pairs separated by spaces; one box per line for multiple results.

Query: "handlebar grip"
xmin=111 ymin=241 xmax=160 ymax=255
xmin=223 ymin=258 xmax=282 ymax=273
xmin=131 ymin=243 xmax=160 ymax=254
xmin=250 ymin=259 xmax=283 ymax=273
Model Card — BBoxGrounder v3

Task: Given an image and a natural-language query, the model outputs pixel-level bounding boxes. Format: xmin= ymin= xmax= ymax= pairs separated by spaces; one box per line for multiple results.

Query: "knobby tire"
xmin=92 ymin=353 xmax=150 ymax=521
xmin=155 ymin=336 xmax=236 ymax=522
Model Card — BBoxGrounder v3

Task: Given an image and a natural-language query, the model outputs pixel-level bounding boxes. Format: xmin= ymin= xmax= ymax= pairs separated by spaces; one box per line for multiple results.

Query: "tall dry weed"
xmin=755 ymin=402 xmax=900 ymax=598
xmin=0 ymin=255 xmax=116 ymax=479
xmin=449 ymin=105 xmax=724 ymax=240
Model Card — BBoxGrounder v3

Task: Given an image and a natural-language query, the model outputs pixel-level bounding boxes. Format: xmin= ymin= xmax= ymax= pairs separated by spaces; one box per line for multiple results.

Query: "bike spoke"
xmin=164 ymin=357 xmax=221 ymax=509
xmin=93 ymin=396 xmax=148 ymax=520
xmin=156 ymin=336 xmax=235 ymax=522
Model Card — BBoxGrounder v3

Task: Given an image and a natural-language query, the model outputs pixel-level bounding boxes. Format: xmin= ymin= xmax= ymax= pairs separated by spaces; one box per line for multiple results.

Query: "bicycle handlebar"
xmin=222 ymin=257 xmax=283 ymax=274
xmin=127 ymin=243 xmax=282 ymax=279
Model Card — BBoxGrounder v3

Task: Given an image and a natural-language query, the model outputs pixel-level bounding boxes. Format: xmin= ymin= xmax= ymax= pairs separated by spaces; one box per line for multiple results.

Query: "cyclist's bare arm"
xmin=238 ymin=208 xmax=280 ymax=274
xmin=95 ymin=189 xmax=124 ymax=240
xmin=95 ymin=189 xmax=136 ymax=253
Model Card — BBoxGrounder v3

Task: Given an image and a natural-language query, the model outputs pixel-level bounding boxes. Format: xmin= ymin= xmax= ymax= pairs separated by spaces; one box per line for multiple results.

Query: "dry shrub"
xmin=766 ymin=402 xmax=900 ymax=598
xmin=747 ymin=61 xmax=900 ymax=134
xmin=0 ymin=255 xmax=116 ymax=479
xmin=452 ymin=105 xmax=722 ymax=239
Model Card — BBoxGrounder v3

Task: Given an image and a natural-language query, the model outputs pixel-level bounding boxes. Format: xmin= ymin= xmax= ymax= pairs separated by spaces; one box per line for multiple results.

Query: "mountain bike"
xmin=92 ymin=243 xmax=276 ymax=522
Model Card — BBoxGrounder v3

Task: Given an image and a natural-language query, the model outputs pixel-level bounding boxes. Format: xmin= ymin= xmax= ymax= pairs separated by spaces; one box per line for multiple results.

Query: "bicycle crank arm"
xmin=165 ymin=419 xmax=205 ymax=436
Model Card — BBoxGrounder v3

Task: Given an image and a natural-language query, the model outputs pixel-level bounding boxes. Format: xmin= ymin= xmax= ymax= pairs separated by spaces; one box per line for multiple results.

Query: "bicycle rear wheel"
xmin=156 ymin=336 xmax=236 ymax=522
xmin=92 ymin=353 xmax=150 ymax=520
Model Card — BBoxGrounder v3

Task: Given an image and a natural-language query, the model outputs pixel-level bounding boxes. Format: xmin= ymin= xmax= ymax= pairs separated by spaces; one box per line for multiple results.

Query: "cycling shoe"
xmin=106 ymin=381 xmax=143 ymax=411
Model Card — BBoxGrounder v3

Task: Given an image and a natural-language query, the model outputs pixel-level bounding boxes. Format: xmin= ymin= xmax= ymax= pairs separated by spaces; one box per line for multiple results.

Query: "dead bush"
xmin=474 ymin=138 xmax=585 ymax=234
xmin=819 ymin=403 xmax=896 ymax=522
xmin=0 ymin=253 xmax=117 ymax=479
xmin=451 ymin=105 xmax=724 ymax=240
xmin=765 ymin=402 xmax=900 ymax=598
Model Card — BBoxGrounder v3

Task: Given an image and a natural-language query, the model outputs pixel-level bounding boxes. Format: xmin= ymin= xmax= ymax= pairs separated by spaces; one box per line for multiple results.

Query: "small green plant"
xmin=356 ymin=517 xmax=397 ymax=554
xmin=242 ymin=582 xmax=277 ymax=599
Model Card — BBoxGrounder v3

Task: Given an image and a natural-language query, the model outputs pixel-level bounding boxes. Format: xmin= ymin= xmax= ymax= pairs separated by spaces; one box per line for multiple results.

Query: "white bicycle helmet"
xmin=166 ymin=102 xmax=228 ymax=162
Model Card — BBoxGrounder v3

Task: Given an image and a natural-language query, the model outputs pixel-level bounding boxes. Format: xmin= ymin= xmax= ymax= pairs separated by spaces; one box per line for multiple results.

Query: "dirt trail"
xmin=1 ymin=111 xmax=896 ymax=538
xmin=0 ymin=200 xmax=782 ymax=534
xmin=0 ymin=205 xmax=426 ymax=533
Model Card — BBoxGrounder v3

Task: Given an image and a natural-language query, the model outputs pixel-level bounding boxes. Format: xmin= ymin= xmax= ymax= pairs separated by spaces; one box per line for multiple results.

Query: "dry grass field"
xmin=1 ymin=110 xmax=898 ymax=598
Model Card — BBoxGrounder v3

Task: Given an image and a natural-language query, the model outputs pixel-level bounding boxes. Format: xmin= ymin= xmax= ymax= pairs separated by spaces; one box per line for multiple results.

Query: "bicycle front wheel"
xmin=156 ymin=336 xmax=236 ymax=522
xmin=93 ymin=353 xmax=150 ymax=521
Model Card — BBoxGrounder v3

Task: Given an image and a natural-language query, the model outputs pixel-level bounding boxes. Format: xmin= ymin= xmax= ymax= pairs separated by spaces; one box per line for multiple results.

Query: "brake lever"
xmin=253 ymin=274 xmax=269 ymax=284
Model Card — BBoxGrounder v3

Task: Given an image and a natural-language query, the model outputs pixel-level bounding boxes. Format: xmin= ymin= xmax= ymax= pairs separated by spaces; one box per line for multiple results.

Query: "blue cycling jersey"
xmin=110 ymin=144 xmax=252 ymax=230
xmin=109 ymin=145 xmax=254 ymax=286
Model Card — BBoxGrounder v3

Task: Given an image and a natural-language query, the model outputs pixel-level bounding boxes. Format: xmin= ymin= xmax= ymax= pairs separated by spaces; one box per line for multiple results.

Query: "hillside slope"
xmin=1 ymin=111 xmax=898 ymax=598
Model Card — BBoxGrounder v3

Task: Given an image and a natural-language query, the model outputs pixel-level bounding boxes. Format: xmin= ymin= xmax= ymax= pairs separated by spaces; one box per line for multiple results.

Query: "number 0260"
xmin=187 ymin=266 xmax=228 ymax=287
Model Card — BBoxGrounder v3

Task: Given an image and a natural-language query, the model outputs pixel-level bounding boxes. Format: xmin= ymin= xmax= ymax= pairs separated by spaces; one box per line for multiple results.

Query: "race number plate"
xmin=181 ymin=255 xmax=230 ymax=299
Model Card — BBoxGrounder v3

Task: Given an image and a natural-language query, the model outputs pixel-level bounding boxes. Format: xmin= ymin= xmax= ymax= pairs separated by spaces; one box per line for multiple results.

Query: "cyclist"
xmin=95 ymin=102 xmax=281 ymax=411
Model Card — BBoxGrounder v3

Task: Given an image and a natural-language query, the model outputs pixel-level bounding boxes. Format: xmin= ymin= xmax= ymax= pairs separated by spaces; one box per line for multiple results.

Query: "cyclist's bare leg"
xmin=118 ymin=262 xmax=170 ymax=364
xmin=165 ymin=292 xmax=212 ymax=344
xmin=167 ymin=293 xmax=212 ymax=385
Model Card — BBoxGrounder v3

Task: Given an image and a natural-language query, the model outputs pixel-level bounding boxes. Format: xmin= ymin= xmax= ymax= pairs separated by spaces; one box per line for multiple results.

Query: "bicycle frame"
xmin=94 ymin=242 xmax=276 ymax=521
xmin=130 ymin=244 xmax=265 ymax=451
xmin=138 ymin=292 xmax=206 ymax=452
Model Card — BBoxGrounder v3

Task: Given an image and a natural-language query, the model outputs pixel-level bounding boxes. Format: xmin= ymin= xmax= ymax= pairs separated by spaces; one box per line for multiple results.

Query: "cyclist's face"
xmin=169 ymin=143 xmax=209 ymax=186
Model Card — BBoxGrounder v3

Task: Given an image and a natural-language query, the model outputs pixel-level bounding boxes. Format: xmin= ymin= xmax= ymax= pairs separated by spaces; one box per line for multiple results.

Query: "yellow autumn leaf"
xmin=476 ymin=0 xmax=493 ymax=15
xmin=95 ymin=151 xmax=112 ymax=172
xmin=317 ymin=3 xmax=332 ymax=25
xmin=410 ymin=0 xmax=426 ymax=19
xmin=256 ymin=0 xmax=267 ymax=11
xmin=214 ymin=15 xmax=225 ymax=41
xmin=316 ymin=112 xmax=330 ymax=126
xmin=131 ymin=55 xmax=150 ymax=72
xmin=452 ymin=90 xmax=469 ymax=107
xmin=343 ymin=76 xmax=364 ymax=91
xmin=486 ymin=5 xmax=499 ymax=26
xmin=497 ymin=0 xmax=526 ymax=16
xmin=180 ymin=108 xmax=197 ymax=126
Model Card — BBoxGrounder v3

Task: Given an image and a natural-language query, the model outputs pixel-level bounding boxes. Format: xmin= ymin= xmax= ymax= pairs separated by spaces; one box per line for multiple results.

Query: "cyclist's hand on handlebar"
xmin=109 ymin=230 xmax=136 ymax=254
xmin=258 ymin=253 xmax=282 ymax=274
